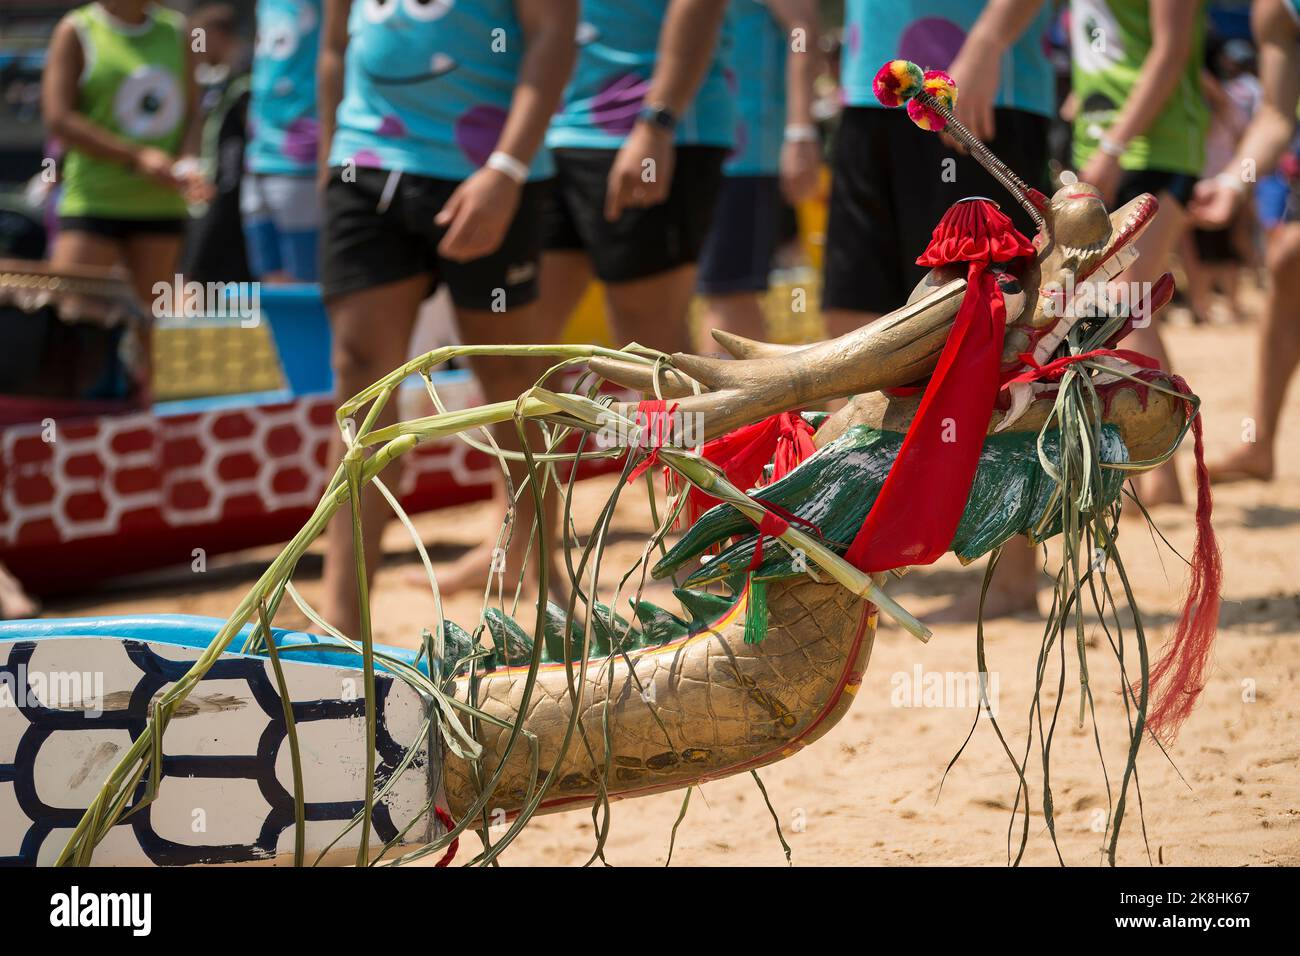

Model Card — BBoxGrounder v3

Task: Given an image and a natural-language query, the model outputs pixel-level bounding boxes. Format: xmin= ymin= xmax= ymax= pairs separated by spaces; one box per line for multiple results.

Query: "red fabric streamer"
xmin=1142 ymin=382 xmax=1222 ymax=742
xmin=744 ymin=498 xmax=822 ymax=569
xmin=434 ymin=806 xmax=459 ymax=867
xmin=844 ymin=200 xmax=1034 ymax=572
xmin=1000 ymin=348 xmax=1160 ymax=389
xmin=684 ymin=412 xmax=816 ymax=521
xmin=625 ymin=399 xmax=679 ymax=484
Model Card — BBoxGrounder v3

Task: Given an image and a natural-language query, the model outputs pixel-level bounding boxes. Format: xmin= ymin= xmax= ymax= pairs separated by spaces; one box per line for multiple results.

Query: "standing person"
xmin=538 ymin=0 xmax=733 ymax=357
xmin=183 ymin=2 xmax=253 ymax=284
xmin=243 ymin=0 xmax=323 ymax=283
xmin=1070 ymin=0 xmax=1208 ymax=506
xmin=316 ymin=0 xmax=577 ymax=636
xmin=695 ymin=0 xmax=822 ymax=347
xmin=1191 ymin=0 xmax=1300 ymax=483
xmin=41 ymin=0 xmax=209 ymax=312
xmin=823 ymin=0 xmax=1054 ymax=339
xmin=823 ymin=0 xmax=1054 ymax=618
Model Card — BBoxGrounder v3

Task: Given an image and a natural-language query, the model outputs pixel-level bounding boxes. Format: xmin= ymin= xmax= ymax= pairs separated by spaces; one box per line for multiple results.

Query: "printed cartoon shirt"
xmin=726 ymin=0 xmax=787 ymax=176
xmin=546 ymin=0 xmax=734 ymax=150
xmin=329 ymin=0 xmax=553 ymax=181
xmin=840 ymin=0 xmax=1054 ymax=118
xmin=246 ymin=0 xmax=322 ymax=176
xmin=1070 ymin=0 xmax=1208 ymax=176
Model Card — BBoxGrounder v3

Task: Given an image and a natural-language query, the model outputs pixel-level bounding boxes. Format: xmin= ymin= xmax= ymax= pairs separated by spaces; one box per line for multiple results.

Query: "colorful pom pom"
xmin=872 ymin=59 xmax=925 ymax=108
xmin=906 ymin=69 xmax=958 ymax=131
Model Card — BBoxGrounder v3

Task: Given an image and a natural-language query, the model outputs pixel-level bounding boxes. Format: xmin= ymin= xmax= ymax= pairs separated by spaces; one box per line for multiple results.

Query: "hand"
xmin=173 ymin=156 xmax=214 ymax=204
xmin=133 ymin=147 xmax=180 ymax=188
xmin=605 ymin=122 xmax=675 ymax=222
xmin=942 ymin=38 xmax=999 ymax=152
xmin=1078 ymin=152 xmax=1122 ymax=207
xmin=435 ymin=166 xmax=523 ymax=262
xmin=1188 ymin=176 xmax=1245 ymax=229
xmin=779 ymin=139 xmax=821 ymax=206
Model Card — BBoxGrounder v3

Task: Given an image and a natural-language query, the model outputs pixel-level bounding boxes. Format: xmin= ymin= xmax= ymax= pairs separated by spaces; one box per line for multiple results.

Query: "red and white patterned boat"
xmin=0 ymin=264 xmax=604 ymax=594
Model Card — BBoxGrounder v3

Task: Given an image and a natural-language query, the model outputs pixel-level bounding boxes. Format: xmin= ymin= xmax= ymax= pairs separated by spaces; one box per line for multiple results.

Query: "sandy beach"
xmin=43 ymin=322 xmax=1300 ymax=867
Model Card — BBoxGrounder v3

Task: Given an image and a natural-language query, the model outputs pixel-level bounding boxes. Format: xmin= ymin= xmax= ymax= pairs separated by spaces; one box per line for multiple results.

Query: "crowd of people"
xmin=17 ymin=0 xmax=1300 ymax=628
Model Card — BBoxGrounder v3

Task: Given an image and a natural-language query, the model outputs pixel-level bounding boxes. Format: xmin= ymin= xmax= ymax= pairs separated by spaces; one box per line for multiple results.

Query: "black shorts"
xmin=544 ymin=146 xmax=727 ymax=283
xmin=697 ymin=174 xmax=781 ymax=295
xmin=1116 ymin=168 xmax=1196 ymax=209
xmin=822 ymin=106 xmax=1049 ymax=315
xmin=58 ymin=216 xmax=187 ymax=239
xmin=320 ymin=167 xmax=548 ymax=310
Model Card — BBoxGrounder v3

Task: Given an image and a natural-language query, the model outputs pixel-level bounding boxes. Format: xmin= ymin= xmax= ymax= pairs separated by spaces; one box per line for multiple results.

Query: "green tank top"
xmin=1069 ymin=0 xmax=1208 ymax=176
xmin=58 ymin=3 xmax=189 ymax=219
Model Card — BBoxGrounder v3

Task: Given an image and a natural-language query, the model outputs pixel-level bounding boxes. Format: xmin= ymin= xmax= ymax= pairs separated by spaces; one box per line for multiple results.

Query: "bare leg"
xmin=1208 ymin=221 xmax=1300 ymax=483
xmin=320 ymin=275 xmax=428 ymax=637
xmin=1119 ymin=191 xmax=1187 ymax=507
xmin=436 ymin=251 xmax=593 ymax=596
xmin=123 ymin=234 xmax=184 ymax=392
xmin=697 ymin=291 xmax=766 ymax=353
xmin=603 ymin=264 xmax=695 ymax=355
xmin=1181 ymin=232 xmax=1212 ymax=324
xmin=929 ymin=535 xmax=1041 ymax=621
xmin=0 ymin=562 xmax=39 ymax=619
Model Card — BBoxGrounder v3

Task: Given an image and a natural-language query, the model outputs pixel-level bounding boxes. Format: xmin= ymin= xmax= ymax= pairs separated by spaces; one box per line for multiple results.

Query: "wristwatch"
xmin=636 ymin=103 xmax=678 ymax=134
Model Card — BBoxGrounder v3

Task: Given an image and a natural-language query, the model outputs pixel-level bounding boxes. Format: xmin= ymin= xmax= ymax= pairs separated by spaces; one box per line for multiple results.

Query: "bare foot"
xmin=1207 ymin=447 xmax=1274 ymax=485
xmin=928 ymin=572 xmax=1039 ymax=623
xmin=403 ymin=541 xmax=502 ymax=596
xmin=0 ymin=563 xmax=39 ymax=619
xmin=1138 ymin=464 xmax=1184 ymax=507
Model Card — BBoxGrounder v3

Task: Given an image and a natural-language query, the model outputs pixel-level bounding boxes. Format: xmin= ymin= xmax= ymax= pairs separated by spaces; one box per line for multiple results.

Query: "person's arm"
xmin=1190 ymin=0 xmax=1300 ymax=226
xmin=1078 ymin=0 xmax=1200 ymax=204
xmin=604 ymin=0 xmax=729 ymax=221
xmin=944 ymin=0 xmax=1046 ymax=146
xmin=769 ymin=0 xmax=821 ymax=205
xmin=436 ymin=0 xmax=578 ymax=261
xmin=176 ymin=29 xmax=213 ymax=202
xmin=41 ymin=16 xmax=179 ymax=188
xmin=317 ymin=0 xmax=351 ymax=191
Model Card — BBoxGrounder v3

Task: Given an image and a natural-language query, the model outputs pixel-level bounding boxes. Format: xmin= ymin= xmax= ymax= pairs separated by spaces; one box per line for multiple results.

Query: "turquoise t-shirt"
xmin=329 ymin=0 xmax=553 ymax=181
xmin=546 ymin=0 xmax=734 ymax=150
xmin=840 ymin=0 xmax=1054 ymax=118
xmin=246 ymin=0 xmax=321 ymax=176
xmin=726 ymin=0 xmax=787 ymax=176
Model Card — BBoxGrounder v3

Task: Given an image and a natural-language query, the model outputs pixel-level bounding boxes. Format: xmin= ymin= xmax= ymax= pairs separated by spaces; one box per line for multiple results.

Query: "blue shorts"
xmin=696 ymin=175 xmax=781 ymax=295
xmin=240 ymin=173 xmax=321 ymax=282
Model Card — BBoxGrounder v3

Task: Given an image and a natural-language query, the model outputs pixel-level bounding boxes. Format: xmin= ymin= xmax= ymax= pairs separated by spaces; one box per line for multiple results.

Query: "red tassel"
xmin=433 ymin=806 xmax=459 ymax=867
xmin=1142 ymin=389 xmax=1222 ymax=742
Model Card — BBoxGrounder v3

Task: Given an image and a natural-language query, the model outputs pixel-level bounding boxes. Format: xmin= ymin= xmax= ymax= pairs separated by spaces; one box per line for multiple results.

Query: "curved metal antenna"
xmin=916 ymin=90 xmax=1049 ymax=234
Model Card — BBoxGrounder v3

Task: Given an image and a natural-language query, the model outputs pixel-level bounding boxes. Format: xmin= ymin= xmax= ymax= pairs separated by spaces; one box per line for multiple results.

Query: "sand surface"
xmin=45 ymin=323 xmax=1300 ymax=866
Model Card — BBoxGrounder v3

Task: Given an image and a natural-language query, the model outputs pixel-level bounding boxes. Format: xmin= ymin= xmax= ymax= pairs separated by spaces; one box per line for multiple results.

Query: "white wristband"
xmin=1098 ymin=135 xmax=1127 ymax=158
xmin=486 ymin=151 xmax=528 ymax=185
xmin=1215 ymin=171 xmax=1249 ymax=194
xmin=784 ymin=124 xmax=818 ymax=143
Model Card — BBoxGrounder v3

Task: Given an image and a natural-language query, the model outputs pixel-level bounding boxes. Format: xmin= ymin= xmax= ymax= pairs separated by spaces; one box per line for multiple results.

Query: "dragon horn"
xmin=872 ymin=59 xmax=1048 ymax=233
